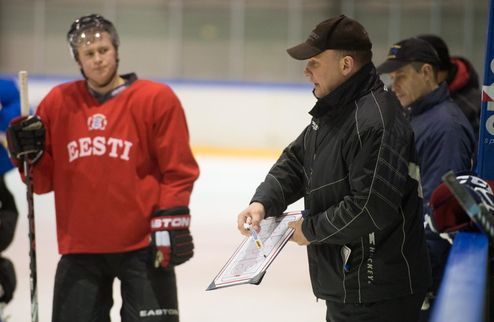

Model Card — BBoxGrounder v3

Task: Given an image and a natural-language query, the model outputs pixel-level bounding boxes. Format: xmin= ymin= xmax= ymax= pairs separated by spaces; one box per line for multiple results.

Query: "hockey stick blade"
xmin=441 ymin=171 xmax=494 ymax=238
xmin=442 ymin=171 xmax=482 ymax=220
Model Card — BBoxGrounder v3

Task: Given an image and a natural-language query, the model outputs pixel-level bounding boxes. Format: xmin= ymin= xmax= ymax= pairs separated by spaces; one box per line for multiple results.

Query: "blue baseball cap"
xmin=377 ymin=37 xmax=440 ymax=74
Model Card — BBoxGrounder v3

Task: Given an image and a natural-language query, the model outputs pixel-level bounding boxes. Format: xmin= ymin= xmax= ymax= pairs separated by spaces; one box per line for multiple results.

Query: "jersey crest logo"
xmin=88 ymin=113 xmax=107 ymax=131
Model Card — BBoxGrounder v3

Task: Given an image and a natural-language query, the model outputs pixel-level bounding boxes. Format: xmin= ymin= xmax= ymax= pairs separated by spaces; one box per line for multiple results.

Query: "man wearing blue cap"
xmin=377 ymin=37 xmax=476 ymax=321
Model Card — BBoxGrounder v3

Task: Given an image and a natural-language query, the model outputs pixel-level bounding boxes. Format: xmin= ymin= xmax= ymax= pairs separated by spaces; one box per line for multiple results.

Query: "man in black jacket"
xmin=237 ymin=15 xmax=431 ymax=322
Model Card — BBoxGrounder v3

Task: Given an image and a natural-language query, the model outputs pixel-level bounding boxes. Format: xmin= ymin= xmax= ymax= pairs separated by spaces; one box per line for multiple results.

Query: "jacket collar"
xmin=409 ymin=82 xmax=449 ymax=117
xmin=309 ymin=63 xmax=378 ymax=118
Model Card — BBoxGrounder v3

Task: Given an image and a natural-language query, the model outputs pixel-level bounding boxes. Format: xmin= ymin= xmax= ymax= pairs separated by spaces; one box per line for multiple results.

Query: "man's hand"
xmin=237 ymin=202 xmax=266 ymax=236
xmin=288 ymin=218 xmax=310 ymax=245
xmin=6 ymin=115 xmax=45 ymax=164
xmin=151 ymin=206 xmax=194 ymax=269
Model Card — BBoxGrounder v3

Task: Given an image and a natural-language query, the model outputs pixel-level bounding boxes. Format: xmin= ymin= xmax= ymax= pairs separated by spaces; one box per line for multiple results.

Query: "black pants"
xmin=418 ymin=232 xmax=451 ymax=322
xmin=52 ymin=247 xmax=179 ymax=322
xmin=326 ymin=291 xmax=426 ymax=322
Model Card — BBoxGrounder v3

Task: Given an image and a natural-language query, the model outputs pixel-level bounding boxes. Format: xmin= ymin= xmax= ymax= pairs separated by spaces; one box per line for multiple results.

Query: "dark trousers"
xmin=326 ymin=291 xmax=426 ymax=322
xmin=52 ymin=247 xmax=179 ymax=322
xmin=418 ymin=232 xmax=452 ymax=322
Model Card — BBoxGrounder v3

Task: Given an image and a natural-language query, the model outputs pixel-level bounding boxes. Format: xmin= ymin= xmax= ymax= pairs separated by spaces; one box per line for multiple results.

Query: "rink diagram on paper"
xmin=207 ymin=211 xmax=302 ymax=290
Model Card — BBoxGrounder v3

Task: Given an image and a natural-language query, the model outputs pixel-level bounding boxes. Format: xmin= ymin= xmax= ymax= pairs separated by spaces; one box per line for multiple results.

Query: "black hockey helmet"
xmin=67 ymin=14 xmax=119 ymax=61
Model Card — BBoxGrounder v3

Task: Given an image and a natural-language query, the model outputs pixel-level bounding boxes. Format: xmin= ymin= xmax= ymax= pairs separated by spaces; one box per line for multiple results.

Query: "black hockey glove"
xmin=150 ymin=206 xmax=194 ymax=269
xmin=0 ymin=257 xmax=16 ymax=303
xmin=6 ymin=115 xmax=45 ymax=164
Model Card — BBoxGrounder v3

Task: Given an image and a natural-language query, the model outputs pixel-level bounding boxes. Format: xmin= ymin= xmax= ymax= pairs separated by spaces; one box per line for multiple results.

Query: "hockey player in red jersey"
xmin=6 ymin=14 xmax=199 ymax=322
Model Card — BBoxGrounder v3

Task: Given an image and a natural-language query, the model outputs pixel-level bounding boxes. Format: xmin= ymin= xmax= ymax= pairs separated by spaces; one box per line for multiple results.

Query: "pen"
xmin=243 ymin=223 xmax=265 ymax=252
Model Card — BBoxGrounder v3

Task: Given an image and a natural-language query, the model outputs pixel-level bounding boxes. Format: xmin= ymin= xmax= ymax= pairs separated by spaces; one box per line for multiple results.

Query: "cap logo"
xmin=308 ymin=31 xmax=320 ymax=41
xmin=387 ymin=45 xmax=401 ymax=59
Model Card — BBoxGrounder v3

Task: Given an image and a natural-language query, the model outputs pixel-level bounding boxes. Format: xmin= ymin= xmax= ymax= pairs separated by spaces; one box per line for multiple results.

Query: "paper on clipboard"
xmin=206 ymin=210 xmax=303 ymax=291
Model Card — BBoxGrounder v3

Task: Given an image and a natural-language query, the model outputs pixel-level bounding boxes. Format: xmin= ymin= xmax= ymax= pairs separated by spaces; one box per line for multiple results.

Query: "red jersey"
xmin=33 ymin=77 xmax=199 ymax=254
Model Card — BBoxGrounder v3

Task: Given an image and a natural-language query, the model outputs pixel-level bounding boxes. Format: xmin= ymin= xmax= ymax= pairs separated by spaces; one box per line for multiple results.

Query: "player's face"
xmin=388 ymin=64 xmax=430 ymax=108
xmin=303 ymin=50 xmax=348 ymax=99
xmin=76 ymin=31 xmax=119 ymax=91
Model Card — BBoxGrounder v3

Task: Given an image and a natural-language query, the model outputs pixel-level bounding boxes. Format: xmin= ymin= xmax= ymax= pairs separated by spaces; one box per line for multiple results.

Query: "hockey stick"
xmin=18 ymin=71 xmax=39 ymax=322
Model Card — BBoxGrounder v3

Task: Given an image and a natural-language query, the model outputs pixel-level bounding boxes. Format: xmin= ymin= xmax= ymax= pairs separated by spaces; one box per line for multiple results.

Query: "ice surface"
xmin=3 ymin=155 xmax=325 ymax=322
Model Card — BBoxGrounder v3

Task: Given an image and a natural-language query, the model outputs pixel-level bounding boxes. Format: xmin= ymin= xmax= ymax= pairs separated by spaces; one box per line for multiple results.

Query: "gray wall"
xmin=0 ymin=0 xmax=489 ymax=83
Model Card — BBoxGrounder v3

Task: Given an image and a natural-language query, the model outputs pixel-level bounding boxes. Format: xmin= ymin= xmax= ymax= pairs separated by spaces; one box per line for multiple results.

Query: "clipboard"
xmin=206 ymin=210 xmax=303 ymax=291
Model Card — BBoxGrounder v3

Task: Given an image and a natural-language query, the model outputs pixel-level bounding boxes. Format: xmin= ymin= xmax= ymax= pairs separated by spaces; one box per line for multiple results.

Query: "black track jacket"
xmin=251 ymin=64 xmax=431 ymax=303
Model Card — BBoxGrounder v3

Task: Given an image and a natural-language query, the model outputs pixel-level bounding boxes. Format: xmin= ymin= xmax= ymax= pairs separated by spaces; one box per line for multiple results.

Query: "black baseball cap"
xmin=287 ymin=15 xmax=372 ymax=60
xmin=417 ymin=34 xmax=453 ymax=70
xmin=376 ymin=37 xmax=441 ymax=74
